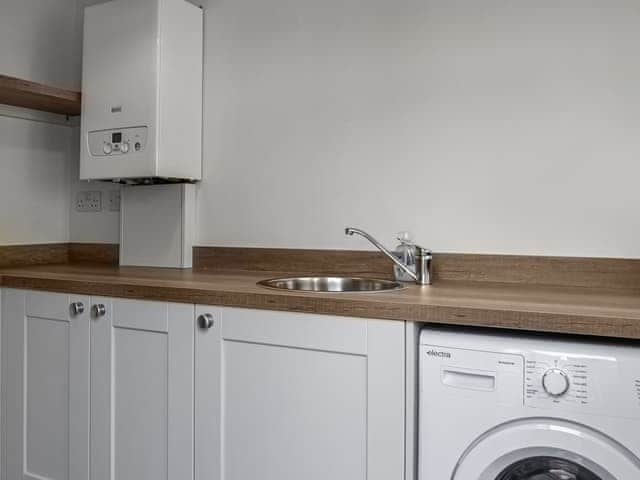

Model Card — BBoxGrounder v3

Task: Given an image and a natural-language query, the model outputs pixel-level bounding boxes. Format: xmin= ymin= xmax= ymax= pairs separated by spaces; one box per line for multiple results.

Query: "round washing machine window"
xmin=451 ymin=418 xmax=640 ymax=480
xmin=495 ymin=456 xmax=602 ymax=480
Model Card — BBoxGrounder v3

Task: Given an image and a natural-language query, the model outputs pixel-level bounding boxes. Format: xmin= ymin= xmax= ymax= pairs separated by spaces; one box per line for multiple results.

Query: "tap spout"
xmin=345 ymin=227 xmax=419 ymax=282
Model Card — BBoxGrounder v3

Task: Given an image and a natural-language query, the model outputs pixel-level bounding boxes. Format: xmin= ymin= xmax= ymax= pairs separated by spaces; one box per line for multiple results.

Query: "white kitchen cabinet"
xmin=90 ymin=297 xmax=194 ymax=480
xmin=1 ymin=290 xmax=406 ymax=480
xmin=1 ymin=289 xmax=91 ymax=480
xmin=195 ymin=306 xmax=406 ymax=480
xmin=1 ymin=290 xmax=194 ymax=480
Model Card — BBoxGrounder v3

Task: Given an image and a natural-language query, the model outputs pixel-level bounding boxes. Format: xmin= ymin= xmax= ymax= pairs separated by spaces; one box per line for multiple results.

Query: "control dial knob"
xmin=542 ymin=368 xmax=570 ymax=396
xmin=120 ymin=142 xmax=130 ymax=153
xmin=103 ymin=143 xmax=112 ymax=154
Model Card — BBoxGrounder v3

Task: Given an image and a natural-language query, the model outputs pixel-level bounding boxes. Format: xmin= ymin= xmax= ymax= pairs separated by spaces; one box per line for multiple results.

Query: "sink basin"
xmin=257 ymin=276 xmax=405 ymax=293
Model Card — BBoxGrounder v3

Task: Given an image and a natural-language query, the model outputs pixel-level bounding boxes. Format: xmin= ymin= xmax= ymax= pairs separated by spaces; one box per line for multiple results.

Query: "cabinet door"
xmin=90 ymin=297 xmax=194 ymax=480
xmin=1 ymin=289 xmax=90 ymax=480
xmin=195 ymin=307 xmax=405 ymax=480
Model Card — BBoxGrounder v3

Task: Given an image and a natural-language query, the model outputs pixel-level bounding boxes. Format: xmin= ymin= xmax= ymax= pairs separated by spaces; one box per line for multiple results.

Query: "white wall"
xmin=1 ymin=0 xmax=81 ymax=90
xmin=0 ymin=117 xmax=72 ymax=244
xmin=1 ymin=0 xmax=638 ymax=255
xmin=0 ymin=0 xmax=118 ymax=246
xmin=0 ymin=0 xmax=81 ymax=245
xmin=195 ymin=0 xmax=640 ymax=257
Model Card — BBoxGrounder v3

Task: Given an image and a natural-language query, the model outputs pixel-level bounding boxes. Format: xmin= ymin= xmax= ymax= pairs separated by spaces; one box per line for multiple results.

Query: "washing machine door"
xmin=493 ymin=456 xmax=604 ymax=479
xmin=452 ymin=418 xmax=640 ymax=480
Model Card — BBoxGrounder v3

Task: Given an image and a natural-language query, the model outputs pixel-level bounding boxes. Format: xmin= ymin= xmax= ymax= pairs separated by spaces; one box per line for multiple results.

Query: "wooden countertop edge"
xmin=2 ymin=271 xmax=639 ymax=340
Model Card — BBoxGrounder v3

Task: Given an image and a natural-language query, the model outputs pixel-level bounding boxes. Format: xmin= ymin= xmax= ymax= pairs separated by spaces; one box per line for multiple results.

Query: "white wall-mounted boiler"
xmin=80 ymin=0 xmax=203 ymax=183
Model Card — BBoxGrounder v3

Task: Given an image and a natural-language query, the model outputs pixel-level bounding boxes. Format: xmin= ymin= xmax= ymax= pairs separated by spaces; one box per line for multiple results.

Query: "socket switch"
xmin=109 ymin=190 xmax=121 ymax=211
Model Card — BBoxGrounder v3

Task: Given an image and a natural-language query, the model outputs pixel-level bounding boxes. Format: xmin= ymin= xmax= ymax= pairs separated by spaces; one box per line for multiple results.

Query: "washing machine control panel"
xmin=525 ymin=351 xmax=640 ymax=418
xmin=526 ymin=358 xmax=590 ymax=406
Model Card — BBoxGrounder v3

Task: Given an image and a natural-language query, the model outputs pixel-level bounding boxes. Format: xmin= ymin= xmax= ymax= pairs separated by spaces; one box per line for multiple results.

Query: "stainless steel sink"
xmin=257 ymin=276 xmax=405 ymax=293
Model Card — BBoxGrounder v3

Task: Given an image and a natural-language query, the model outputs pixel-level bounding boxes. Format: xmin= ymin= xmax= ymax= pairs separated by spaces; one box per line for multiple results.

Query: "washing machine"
xmin=419 ymin=326 xmax=640 ymax=479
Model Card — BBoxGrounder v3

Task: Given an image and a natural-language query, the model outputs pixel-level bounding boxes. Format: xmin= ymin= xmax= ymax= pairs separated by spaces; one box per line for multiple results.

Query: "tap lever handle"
xmin=414 ymin=245 xmax=432 ymax=256
xmin=395 ymin=231 xmax=414 ymax=247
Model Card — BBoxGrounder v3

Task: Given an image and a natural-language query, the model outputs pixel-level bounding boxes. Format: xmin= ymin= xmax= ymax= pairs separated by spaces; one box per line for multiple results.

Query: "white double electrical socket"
xmin=75 ymin=191 xmax=102 ymax=212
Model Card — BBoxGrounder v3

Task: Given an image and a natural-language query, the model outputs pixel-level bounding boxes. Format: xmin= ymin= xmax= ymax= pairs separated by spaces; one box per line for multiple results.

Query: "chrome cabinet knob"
xmin=198 ymin=313 xmax=214 ymax=330
xmin=70 ymin=302 xmax=85 ymax=316
xmin=93 ymin=304 xmax=107 ymax=318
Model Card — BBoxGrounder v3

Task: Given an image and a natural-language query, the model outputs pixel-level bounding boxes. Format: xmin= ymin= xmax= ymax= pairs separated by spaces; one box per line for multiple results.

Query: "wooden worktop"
xmin=1 ymin=263 xmax=640 ymax=340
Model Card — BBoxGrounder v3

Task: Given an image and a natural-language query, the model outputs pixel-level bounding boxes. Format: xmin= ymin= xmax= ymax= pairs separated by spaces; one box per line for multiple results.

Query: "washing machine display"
xmin=419 ymin=328 xmax=640 ymax=480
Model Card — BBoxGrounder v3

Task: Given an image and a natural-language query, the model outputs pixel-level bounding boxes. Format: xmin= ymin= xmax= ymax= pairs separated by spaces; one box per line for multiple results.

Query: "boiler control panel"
xmin=87 ymin=126 xmax=148 ymax=157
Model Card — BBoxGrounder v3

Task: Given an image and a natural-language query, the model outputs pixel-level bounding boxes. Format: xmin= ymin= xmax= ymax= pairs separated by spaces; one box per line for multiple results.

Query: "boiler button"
xmin=103 ymin=143 xmax=112 ymax=154
xmin=120 ymin=142 xmax=130 ymax=153
xmin=134 ymin=142 xmax=142 ymax=151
